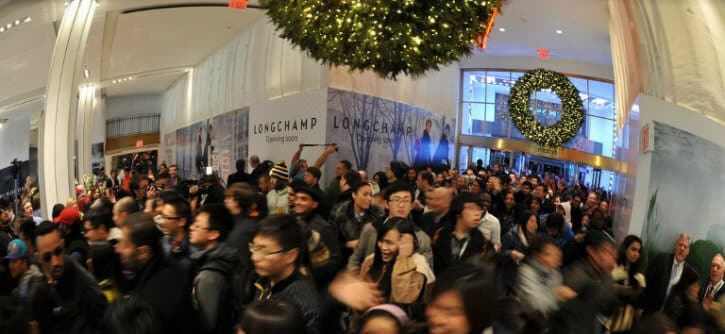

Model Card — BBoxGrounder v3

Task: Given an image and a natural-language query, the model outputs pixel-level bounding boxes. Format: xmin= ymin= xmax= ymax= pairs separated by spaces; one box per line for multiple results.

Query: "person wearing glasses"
xmin=347 ymin=183 xmax=432 ymax=272
xmin=115 ymin=212 xmax=193 ymax=334
xmin=188 ymin=203 xmax=238 ymax=334
xmin=159 ymin=198 xmax=196 ymax=273
xmin=246 ymin=214 xmax=323 ymax=334
xmin=33 ymin=222 xmax=108 ymax=334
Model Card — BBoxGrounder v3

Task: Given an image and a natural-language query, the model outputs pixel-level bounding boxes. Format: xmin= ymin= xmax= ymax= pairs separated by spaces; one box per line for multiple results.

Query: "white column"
xmin=39 ymin=0 xmax=96 ymax=218
xmin=77 ymin=85 xmax=95 ymax=178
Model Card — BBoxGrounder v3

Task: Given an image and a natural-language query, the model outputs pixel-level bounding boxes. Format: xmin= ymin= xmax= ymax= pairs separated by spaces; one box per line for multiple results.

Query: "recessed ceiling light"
xmin=0 ymin=27 xmax=5 ymax=33
xmin=556 ymin=29 xmax=563 ymax=34
xmin=23 ymin=17 xmax=31 ymax=23
xmin=5 ymin=24 xmax=11 ymax=29
xmin=14 ymin=20 xmax=20 ymax=25
xmin=498 ymin=27 xmax=506 ymax=32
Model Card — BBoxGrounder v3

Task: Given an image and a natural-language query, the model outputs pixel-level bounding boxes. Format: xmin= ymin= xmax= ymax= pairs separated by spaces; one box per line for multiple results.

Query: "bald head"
xmin=113 ymin=196 xmax=140 ymax=228
xmin=425 ymin=187 xmax=453 ymax=215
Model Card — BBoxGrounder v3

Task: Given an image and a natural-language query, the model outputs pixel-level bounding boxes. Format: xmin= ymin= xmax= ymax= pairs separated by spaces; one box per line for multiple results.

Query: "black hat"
xmin=292 ymin=184 xmax=323 ymax=203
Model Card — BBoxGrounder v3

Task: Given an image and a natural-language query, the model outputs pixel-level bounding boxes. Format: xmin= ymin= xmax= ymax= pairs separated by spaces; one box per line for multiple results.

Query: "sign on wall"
xmin=325 ymin=88 xmax=455 ymax=182
xmin=174 ymin=108 xmax=249 ymax=181
xmin=248 ymin=89 xmax=327 ymax=169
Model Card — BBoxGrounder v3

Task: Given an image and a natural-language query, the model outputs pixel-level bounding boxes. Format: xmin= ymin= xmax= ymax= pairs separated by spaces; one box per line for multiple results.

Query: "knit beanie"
xmin=270 ymin=162 xmax=289 ymax=180
xmin=389 ymin=160 xmax=409 ymax=181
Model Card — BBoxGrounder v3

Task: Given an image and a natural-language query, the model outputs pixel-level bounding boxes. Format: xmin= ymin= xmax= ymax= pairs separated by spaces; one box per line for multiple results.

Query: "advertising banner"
xmin=174 ymin=108 xmax=249 ymax=181
xmin=325 ymin=88 xmax=455 ymax=182
xmin=248 ymin=89 xmax=327 ymax=169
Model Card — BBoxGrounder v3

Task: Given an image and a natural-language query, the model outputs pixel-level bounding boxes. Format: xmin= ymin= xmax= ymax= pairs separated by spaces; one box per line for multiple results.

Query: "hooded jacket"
xmin=191 ymin=243 xmax=239 ymax=334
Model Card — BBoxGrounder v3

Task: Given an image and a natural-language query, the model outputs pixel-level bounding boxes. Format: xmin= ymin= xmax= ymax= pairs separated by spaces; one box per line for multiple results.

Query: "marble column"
xmin=39 ymin=0 xmax=96 ymax=218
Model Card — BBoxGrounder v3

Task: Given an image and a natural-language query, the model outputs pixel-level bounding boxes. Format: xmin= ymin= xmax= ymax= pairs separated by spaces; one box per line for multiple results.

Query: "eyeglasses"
xmin=42 ymin=246 xmax=64 ymax=263
xmin=249 ymin=243 xmax=287 ymax=258
xmin=161 ymin=215 xmax=184 ymax=221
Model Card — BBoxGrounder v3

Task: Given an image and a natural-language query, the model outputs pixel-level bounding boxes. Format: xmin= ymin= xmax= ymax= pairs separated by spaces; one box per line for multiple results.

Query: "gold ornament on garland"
xmin=262 ymin=0 xmax=505 ymax=79
xmin=507 ymin=69 xmax=585 ymax=147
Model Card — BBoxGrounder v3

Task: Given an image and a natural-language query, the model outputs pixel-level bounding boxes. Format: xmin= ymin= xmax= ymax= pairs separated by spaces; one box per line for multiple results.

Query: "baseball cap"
xmin=54 ymin=207 xmax=81 ymax=225
xmin=4 ymin=239 xmax=28 ymax=260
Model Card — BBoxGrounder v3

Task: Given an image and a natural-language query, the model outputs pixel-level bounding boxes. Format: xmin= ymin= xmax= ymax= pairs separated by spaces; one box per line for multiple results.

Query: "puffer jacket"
xmin=191 ymin=243 xmax=239 ymax=334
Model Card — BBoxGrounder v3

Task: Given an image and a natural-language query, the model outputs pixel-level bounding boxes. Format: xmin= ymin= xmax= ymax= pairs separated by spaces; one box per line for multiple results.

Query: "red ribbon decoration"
xmin=474 ymin=7 xmax=499 ymax=51
xmin=229 ymin=0 xmax=248 ymax=10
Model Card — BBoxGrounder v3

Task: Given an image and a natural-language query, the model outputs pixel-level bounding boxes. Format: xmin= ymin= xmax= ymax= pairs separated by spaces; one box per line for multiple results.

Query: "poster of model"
xmin=325 ymin=88 xmax=455 ymax=179
xmin=174 ymin=108 xmax=249 ymax=181
xmin=91 ymin=142 xmax=104 ymax=174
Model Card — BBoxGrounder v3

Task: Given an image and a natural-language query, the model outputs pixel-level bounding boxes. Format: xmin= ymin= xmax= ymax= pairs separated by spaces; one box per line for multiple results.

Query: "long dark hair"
xmin=374 ymin=171 xmax=389 ymax=189
xmin=617 ymin=235 xmax=643 ymax=286
xmin=432 ymin=257 xmax=499 ymax=334
xmin=369 ymin=218 xmax=417 ymax=279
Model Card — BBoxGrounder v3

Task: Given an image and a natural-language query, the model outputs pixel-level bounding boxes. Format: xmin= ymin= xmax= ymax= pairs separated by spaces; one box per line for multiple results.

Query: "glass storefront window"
xmin=460 ymin=70 xmax=616 ymax=157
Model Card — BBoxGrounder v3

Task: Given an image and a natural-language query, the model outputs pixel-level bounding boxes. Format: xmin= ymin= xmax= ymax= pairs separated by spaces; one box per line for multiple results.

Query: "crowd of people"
xmin=0 ymin=144 xmax=723 ymax=334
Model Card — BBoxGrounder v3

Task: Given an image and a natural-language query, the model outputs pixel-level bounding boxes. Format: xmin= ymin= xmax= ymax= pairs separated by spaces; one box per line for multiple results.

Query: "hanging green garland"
xmin=262 ymin=0 xmax=504 ymax=79
xmin=507 ymin=69 xmax=585 ymax=147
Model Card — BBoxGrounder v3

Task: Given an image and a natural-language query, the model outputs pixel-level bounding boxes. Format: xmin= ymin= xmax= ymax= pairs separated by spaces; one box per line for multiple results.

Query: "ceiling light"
xmin=83 ymin=68 xmax=90 ymax=79
xmin=23 ymin=17 xmax=31 ymax=23
xmin=112 ymin=80 xmax=116 ymax=84
xmin=14 ymin=20 xmax=20 ymax=25
xmin=498 ymin=27 xmax=505 ymax=32
xmin=5 ymin=24 xmax=11 ymax=29
xmin=127 ymin=77 xmax=133 ymax=80
xmin=0 ymin=27 xmax=5 ymax=33
xmin=556 ymin=29 xmax=563 ymax=34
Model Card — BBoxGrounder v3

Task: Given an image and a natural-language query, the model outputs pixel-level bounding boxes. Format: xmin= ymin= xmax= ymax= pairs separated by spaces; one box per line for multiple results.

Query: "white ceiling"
xmin=482 ymin=0 xmax=612 ymax=66
xmin=0 ymin=0 xmax=612 ymax=119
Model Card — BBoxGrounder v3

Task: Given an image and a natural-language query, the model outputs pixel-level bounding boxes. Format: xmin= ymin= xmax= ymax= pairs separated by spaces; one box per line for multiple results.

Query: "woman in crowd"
xmin=373 ymin=172 xmax=389 ymax=191
xmin=359 ymin=217 xmax=435 ymax=320
xmin=356 ymin=304 xmax=410 ymax=334
xmin=501 ymin=210 xmax=540 ymax=295
xmin=329 ymin=181 xmax=384 ymax=264
xmin=608 ymin=235 xmax=646 ymax=334
xmin=405 ymin=168 xmax=418 ymax=189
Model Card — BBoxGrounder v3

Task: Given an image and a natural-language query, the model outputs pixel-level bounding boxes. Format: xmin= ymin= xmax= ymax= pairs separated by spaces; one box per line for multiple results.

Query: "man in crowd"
xmin=168 ymin=165 xmax=182 ymax=189
xmin=247 ymin=155 xmax=262 ymax=185
xmin=515 ymin=181 xmax=533 ymax=211
xmin=292 ymin=184 xmax=342 ymax=290
xmin=700 ymin=254 xmax=725 ymax=306
xmin=643 ymin=233 xmax=693 ymax=316
xmin=327 ymin=159 xmax=352 ymax=204
xmin=34 ymin=222 xmax=108 ymax=333
xmin=267 ymin=163 xmax=290 ymax=215
xmin=432 ymin=192 xmax=493 ymax=276
xmin=227 ymin=159 xmax=250 ymax=186
xmin=414 ymin=171 xmax=436 ymax=212
xmin=533 ymin=184 xmax=555 ymax=215
xmin=418 ymin=187 xmax=453 ymax=238
xmin=116 ymin=213 xmax=191 ymax=334
xmin=258 ymin=174 xmax=271 ymax=196
xmin=224 ymin=183 xmax=259 ymax=262
xmin=160 ymin=198 xmax=195 ymax=272
xmin=555 ymin=230 xmax=618 ymax=334
xmin=130 ymin=176 xmax=151 ymax=211
xmin=155 ymin=172 xmax=171 ymax=192
xmin=83 ymin=205 xmax=114 ymax=246
xmin=247 ymin=214 xmax=322 ymax=334
xmin=188 ymin=204 xmax=238 ymax=334
xmin=304 ymin=167 xmax=323 ymax=191
xmin=386 ymin=160 xmax=409 ymax=187
xmin=478 ymin=192 xmax=502 ymax=251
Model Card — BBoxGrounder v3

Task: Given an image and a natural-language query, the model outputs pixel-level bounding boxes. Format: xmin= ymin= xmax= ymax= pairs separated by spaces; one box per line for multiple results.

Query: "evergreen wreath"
xmin=263 ymin=0 xmax=504 ymax=79
xmin=507 ymin=68 xmax=585 ymax=147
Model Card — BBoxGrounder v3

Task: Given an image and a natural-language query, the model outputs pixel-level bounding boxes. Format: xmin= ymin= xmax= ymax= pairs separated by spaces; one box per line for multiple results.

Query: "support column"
xmin=77 ymin=85 xmax=95 ymax=179
xmin=39 ymin=0 xmax=96 ymax=218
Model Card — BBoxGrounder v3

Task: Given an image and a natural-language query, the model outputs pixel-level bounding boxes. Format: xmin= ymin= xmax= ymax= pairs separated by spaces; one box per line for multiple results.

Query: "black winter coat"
xmin=191 ymin=244 xmax=239 ymax=334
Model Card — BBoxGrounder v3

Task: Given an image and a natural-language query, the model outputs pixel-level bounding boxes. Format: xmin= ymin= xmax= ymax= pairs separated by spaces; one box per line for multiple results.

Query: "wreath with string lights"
xmin=263 ymin=0 xmax=504 ymax=79
xmin=507 ymin=69 xmax=585 ymax=147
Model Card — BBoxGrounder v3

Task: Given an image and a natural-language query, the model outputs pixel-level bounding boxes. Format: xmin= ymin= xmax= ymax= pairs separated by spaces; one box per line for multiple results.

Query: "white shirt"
xmin=666 ymin=258 xmax=685 ymax=298
xmin=478 ymin=211 xmax=501 ymax=250
xmin=704 ymin=280 xmax=724 ymax=298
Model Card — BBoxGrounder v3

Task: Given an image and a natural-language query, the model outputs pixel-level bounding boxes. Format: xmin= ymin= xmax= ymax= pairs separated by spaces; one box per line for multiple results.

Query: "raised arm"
xmin=313 ymin=144 xmax=338 ymax=169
